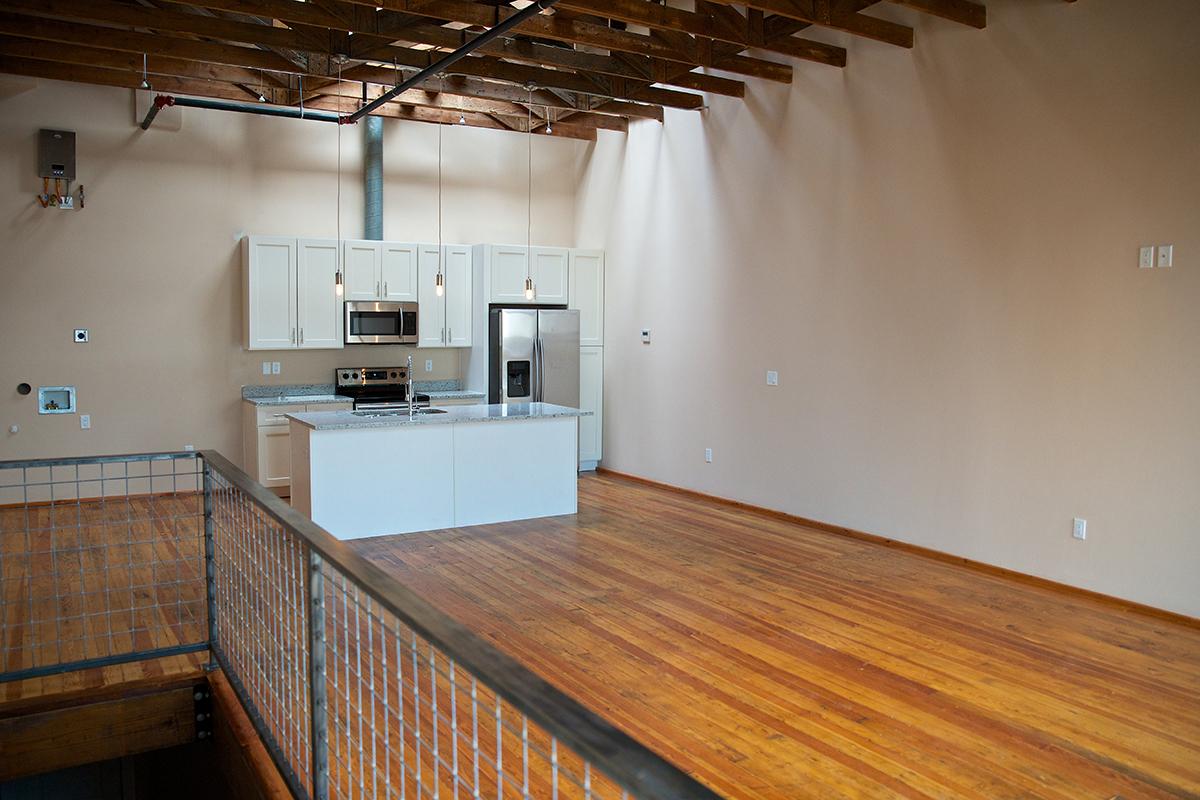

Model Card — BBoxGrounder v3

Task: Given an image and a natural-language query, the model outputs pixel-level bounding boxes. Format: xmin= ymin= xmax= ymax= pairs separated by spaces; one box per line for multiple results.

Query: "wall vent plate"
xmin=38 ymin=386 xmax=76 ymax=414
xmin=74 ymin=328 xmax=89 ymax=342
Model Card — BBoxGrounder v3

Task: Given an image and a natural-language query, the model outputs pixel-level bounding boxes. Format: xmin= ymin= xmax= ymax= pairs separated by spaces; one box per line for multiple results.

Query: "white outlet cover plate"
xmin=641 ymin=329 xmax=651 ymax=343
xmin=767 ymin=370 xmax=779 ymax=386
xmin=1139 ymin=246 xmax=1155 ymax=269
xmin=1073 ymin=517 xmax=1087 ymax=540
xmin=425 ymin=359 xmax=433 ymax=372
xmin=80 ymin=414 xmax=91 ymax=430
xmin=704 ymin=448 xmax=713 ymax=463
xmin=271 ymin=362 xmax=281 ymax=375
xmin=1157 ymin=244 xmax=1173 ymax=268
xmin=74 ymin=328 xmax=89 ymax=342
xmin=262 ymin=361 xmax=271 ymax=376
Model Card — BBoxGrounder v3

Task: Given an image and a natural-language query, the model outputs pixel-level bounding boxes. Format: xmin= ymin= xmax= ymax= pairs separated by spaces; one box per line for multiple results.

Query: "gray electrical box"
xmin=38 ymin=129 xmax=76 ymax=180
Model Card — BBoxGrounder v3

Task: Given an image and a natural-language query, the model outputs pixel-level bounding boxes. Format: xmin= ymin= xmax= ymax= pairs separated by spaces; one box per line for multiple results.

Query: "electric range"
xmin=334 ymin=366 xmax=430 ymax=411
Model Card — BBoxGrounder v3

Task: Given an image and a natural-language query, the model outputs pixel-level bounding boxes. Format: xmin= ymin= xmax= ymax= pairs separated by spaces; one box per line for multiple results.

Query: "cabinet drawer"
xmin=256 ymin=403 xmax=307 ymax=426
xmin=311 ymin=402 xmax=351 ymax=412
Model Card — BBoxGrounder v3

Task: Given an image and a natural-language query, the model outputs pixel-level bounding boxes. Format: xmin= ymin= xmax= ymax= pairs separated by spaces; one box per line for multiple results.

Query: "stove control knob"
xmin=390 ymin=371 xmax=397 ymax=378
xmin=341 ymin=372 xmax=350 ymax=380
xmin=352 ymin=372 xmax=359 ymax=379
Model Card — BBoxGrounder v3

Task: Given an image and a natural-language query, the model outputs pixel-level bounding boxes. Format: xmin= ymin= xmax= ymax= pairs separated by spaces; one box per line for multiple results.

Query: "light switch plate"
xmin=704 ymin=448 xmax=713 ymax=463
xmin=261 ymin=361 xmax=271 ymax=376
xmin=80 ymin=414 xmax=91 ymax=430
xmin=1139 ymin=246 xmax=1155 ymax=269
xmin=640 ymin=328 xmax=651 ymax=344
xmin=1073 ymin=517 xmax=1087 ymax=541
xmin=1157 ymin=244 xmax=1173 ymax=268
xmin=271 ymin=362 xmax=281 ymax=375
xmin=767 ymin=370 xmax=779 ymax=386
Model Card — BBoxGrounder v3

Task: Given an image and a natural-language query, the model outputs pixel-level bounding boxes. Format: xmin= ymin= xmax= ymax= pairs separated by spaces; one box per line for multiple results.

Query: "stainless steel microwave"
xmin=344 ymin=301 xmax=418 ymax=345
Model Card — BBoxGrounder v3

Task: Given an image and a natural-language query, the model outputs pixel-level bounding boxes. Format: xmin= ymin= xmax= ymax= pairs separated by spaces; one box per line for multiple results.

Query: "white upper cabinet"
xmin=344 ymin=240 xmax=418 ymax=302
xmin=343 ymin=240 xmax=381 ymax=301
xmin=444 ymin=245 xmax=473 ymax=347
xmin=418 ymin=245 xmax=473 ymax=348
xmin=417 ymin=245 xmax=445 ymax=348
xmin=568 ymin=249 xmax=604 ymax=346
xmin=530 ymin=247 xmax=569 ymax=305
xmin=489 ymin=245 xmax=531 ymax=304
xmin=296 ymin=239 xmax=342 ymax=349
xmin=381 ymin=242 xmax=418 ymax=301
xmin=244 ymin=236 xmax=296 ymax=350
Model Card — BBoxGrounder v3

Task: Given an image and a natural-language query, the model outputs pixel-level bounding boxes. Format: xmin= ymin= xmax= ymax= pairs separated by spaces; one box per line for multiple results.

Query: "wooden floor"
xmin=354 ymin=472 xmax=1200 ymax=800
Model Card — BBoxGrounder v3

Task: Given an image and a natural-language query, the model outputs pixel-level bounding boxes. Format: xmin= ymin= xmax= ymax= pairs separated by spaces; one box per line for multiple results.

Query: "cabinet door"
xmin=444 ymin=245 xmax=473 ymax=347
xmin=296 ymin=238 xmax=343 ymax=349
xmin=569 ymin=250 xmax=604 ymax=346
xmin=381 ymin=242 xmax=419 ymax=301
xmin=531 ymin=247 xmax=569 ymax=305
xmin=258 ymin=425 xmax=292 ymax=487
xmin=343 ymin=240 xmax=381 ymax=301
xmin=578 ymin=346 xmax=603 ymax=465
xmin=417 ymin=245 xmax=446 ymax=348
xmin=245 ymin=236 xmax=296 ymax=350
xmin=489 ymin=245 xmax=531 ymax=304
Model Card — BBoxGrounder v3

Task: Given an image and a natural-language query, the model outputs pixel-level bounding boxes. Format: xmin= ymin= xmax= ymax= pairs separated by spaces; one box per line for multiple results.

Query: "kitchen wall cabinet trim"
xmin=418 ymin=244 xmax=473 ymax=348
xmin=344 ymin=240 xmax=419 ymax=302
xmin=244 ymin=235 xmax=342 ymax=351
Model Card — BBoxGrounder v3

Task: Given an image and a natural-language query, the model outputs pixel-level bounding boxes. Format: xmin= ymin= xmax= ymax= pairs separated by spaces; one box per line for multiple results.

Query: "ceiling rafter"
xmin=0 ymin=0 xmax=1010 ymax=134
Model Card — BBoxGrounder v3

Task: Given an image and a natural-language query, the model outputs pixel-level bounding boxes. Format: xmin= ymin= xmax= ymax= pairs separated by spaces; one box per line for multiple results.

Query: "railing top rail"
xmin=0 ymin=450 xmax=199 ymax=471
xmin=198 ymin=449 xmax=723 ymax=800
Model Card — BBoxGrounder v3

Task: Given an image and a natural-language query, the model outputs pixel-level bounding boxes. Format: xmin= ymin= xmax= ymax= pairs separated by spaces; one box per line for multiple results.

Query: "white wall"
xmin=0 ymin=80 xmax=587 ymax=462
xmin=575 ymin=0 xmax=1200 ymax=616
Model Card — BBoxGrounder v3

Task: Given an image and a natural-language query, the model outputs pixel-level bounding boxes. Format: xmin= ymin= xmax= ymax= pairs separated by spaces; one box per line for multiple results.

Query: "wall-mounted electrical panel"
xmin=38 ymin=129 xmax=76 ymax=180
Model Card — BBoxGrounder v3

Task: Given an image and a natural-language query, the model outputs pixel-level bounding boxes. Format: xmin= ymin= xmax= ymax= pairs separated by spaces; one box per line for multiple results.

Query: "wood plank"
xmin=0 ymin=686 xmax=198 ymax=781
xmin=208 ymin=670 xmax=292 ymax=800
xmin=349 ymin=471 xmax=1200 ymax=799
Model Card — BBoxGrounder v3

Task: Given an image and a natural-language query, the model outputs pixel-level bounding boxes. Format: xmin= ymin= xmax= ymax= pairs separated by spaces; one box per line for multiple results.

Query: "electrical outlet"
xmin=74 ymin=328 xmax=89 ymax=343
xmin=1139 ymin=246 xmax=1155 ymax=269
xmin=767 ymin=370 xmax=779 ymax=386
xmin=1072 ymin=518 xmax=1087 ymax=541
xmin=183 ymin=444 xmax=195 ymax=452
xmin=271 ymin=362 xmax=281 ymax=375
xmin=704 ymin=448 xmax=713 ymax=463
xmin=262 ymin=361 xmax=271 ymax=376
xmin=641 ymin=328 xmax=651 ymax=344
xmin=425 ymin=359 xmax=433 ymax=372
xmin=1157 ymin=244 xmax=1173 ymax=268
xmin=80 ymin=414 xmax=91 ymax=430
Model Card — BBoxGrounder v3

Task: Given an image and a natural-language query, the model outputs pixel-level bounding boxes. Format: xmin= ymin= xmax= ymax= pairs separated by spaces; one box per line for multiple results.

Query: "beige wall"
xmin=0 ymin=80 xmax=586 ymax=463
xmin=575 ymin=0 xmax=1200 ymax=616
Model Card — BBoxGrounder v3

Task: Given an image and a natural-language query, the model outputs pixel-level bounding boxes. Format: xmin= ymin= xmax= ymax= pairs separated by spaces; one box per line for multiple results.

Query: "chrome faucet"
xmin=407 ymin=355 xmax=415 ymax=418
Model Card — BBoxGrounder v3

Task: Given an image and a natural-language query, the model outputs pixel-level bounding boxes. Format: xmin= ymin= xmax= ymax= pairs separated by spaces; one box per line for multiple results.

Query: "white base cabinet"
xmin=243 ymin=400 xmax=351 ymax=493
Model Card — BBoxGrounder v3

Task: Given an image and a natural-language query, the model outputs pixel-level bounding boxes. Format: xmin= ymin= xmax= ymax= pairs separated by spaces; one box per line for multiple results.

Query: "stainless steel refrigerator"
xmin=488 ymin=308 xmax=580 ymax=406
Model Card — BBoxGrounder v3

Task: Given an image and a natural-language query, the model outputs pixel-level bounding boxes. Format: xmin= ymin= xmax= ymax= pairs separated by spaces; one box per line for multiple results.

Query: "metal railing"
xmin=1 ymin=449 xmax=722 ymax=800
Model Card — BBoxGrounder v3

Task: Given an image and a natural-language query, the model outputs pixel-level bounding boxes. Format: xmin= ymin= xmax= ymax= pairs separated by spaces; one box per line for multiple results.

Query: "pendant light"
xmin=435 ymin=104 xmax=445 ymax=297
xmin=524 ymin=87 xmax=535 ymax=301
xmin=334 ymin=60 xmax=344 ymax=297
xmin=139 ymin=53 xmax=151 ymax=91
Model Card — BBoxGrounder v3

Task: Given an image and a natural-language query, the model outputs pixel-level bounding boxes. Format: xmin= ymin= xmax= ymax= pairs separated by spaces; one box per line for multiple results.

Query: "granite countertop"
xmin=288 ymin=402 xmax=590 ymax=431
xmin=242 ymin=381 xmax=485 ymax=406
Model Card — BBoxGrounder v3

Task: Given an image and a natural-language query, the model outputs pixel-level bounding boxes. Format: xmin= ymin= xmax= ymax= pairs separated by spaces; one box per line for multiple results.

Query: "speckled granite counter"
xmin=288 ymin=402 xmax=587 ymax=431
xmin=241 ymin=381 xmax=485 ymax=405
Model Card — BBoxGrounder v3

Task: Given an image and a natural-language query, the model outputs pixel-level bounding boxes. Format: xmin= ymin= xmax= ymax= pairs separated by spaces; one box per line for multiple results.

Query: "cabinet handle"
xmin=384 ymin=281 xmax=388 ymax=296
xmin=448 ymin=327 xmax=452 ymax=343
xmin=291 ymin=328 xmax=296 ymax=344
xmin=300 ymin=327 xmax=304 ymax=345
xmin=377 ymin=281 xmax=381 ymax=296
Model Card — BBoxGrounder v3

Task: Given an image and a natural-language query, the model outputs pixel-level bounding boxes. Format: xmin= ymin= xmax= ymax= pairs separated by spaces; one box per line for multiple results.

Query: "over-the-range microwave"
xmin=344 ymin=301 xmax=418 ymax=345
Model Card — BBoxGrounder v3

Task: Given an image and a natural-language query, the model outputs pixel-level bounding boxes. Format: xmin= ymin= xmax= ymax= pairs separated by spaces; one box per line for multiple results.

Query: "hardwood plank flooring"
xmin=353 ymin=472 xmax=1200 ymax=799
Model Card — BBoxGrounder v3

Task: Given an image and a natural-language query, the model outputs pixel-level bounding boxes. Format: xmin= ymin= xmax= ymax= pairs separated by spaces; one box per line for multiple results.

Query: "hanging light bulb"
xmin=139 ymin=53 xmax=151 ymax=90
xmin=335 ymin=271 xmax=344 ymax=296
xmin=545 ymin=105 xmax=552 ymax=135
xmin=435 ymin=271 xmax=445 ymax=297
xmin=524 ymin=276 xmax=535 ymax=301
xmin=459 ymin=112 xmax=466 ymax=125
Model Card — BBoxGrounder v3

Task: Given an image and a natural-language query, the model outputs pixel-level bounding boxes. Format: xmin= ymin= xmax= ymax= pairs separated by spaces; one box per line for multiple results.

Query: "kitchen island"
xmin=288 ymin=403 xmax=588 ymax=539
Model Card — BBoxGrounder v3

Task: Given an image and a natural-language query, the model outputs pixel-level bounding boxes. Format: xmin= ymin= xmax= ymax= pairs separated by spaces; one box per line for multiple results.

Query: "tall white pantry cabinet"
xmin=569 ymin=250 xmax=604 ymax=469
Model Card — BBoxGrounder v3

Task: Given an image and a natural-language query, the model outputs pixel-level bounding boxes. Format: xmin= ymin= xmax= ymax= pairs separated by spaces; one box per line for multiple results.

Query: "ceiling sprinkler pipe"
xmin=140 ymin=94 xmax=343 ymax=131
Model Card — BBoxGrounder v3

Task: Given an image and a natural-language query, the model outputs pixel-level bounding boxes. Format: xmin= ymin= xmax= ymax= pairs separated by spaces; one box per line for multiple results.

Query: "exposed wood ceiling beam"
xmin=695 ymin=0 xmax=914 ymax=48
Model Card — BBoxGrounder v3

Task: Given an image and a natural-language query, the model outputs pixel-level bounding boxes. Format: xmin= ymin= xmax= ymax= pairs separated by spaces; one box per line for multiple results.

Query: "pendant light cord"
xmin=437 ymin=99 xmax=444 ymax=280
xmin=336 ymin=59 xmax=342 ymax=272
xmin=527 ymin=87 xmax=532 ymax=258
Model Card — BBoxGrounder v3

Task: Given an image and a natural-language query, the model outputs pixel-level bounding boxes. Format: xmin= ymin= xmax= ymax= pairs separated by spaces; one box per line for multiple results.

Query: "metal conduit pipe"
xmin=364 ymin=116 xmax=384 ymax=240
xmin=345 ymin=0 xmax=560 ymax=124
xmin=140 ymin=95 xmax=342 ymax=131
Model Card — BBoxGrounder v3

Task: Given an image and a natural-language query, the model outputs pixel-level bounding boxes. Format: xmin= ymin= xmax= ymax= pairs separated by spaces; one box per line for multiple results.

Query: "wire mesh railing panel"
xmin=319 ymin=559 xmax=633 ymax=800
xmin=209 ymin=467 xmax=313 ymax=798
xmin=0 ymin=454 xmax=206 ymax=681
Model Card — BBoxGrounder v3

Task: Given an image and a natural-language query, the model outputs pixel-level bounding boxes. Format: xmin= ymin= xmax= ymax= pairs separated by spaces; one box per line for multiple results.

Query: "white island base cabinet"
xmin=290 ymin=415 xmax=578 ymax=539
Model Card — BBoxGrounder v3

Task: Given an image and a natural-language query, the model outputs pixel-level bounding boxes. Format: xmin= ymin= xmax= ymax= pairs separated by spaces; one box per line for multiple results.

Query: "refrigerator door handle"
xmin=533 ymin=336 xmax=542 ymax=402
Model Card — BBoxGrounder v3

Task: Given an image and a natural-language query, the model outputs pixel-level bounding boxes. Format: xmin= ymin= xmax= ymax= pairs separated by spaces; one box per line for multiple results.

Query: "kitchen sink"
xmin=350 ymin=408 xmax=447 ymax=418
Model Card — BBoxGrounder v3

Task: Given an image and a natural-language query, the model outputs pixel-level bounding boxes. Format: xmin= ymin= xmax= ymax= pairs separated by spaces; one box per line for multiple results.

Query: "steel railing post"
xmin=308 ymin=551 xmax=330 ymax=800
xmin=202 ymin=459 xmax=218 ymax=670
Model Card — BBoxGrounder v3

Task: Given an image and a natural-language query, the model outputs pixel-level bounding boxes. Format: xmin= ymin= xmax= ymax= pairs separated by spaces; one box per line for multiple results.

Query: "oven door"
xmin=344 ymin=301 xmax=419 ymax=344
